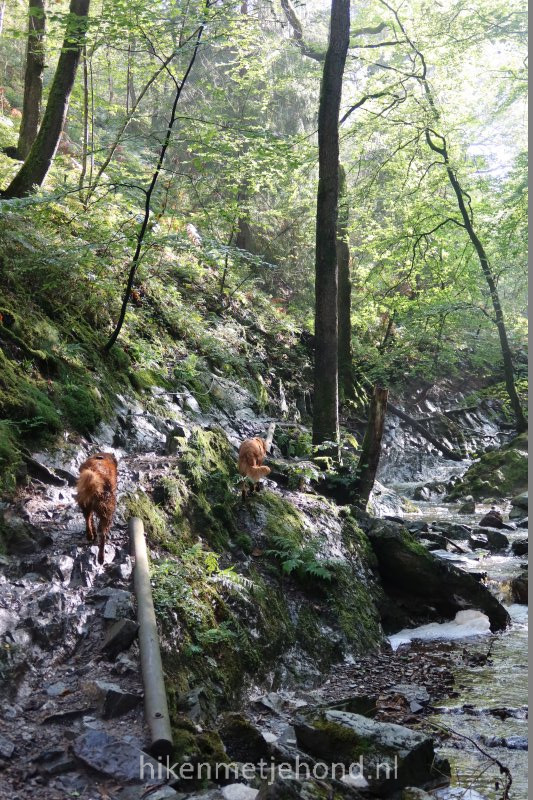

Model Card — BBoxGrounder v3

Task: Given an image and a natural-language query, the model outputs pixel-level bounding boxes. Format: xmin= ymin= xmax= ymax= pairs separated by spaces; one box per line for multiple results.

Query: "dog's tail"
xmin=245 ymin=465 xmax=271 ymax=482
xmin=76 ymin=469 xmax=104 ymax=506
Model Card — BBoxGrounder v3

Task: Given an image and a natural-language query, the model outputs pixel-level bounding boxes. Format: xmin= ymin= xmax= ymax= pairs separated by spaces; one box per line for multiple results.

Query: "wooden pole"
xmin=130 ymin=517 xmax=173 ymax=758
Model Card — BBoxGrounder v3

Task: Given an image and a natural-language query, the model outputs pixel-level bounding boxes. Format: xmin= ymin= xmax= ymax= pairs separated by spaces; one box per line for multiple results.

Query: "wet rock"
xmin=469 ymin=534 xmax=490 ymax=551
xmin=458 ymin=496 xmax=475 ymax=514
xmin=366 ymin=519 xmax=510 ymax=632
xmin=406 ymin=521 xmax=430 ymax=534
xmin=218 ymin=713 xmax=271 ymax=763
xmin=413 ymin=482 xmax=447 ymax=501
xmin=0 ymin=733 xmax=15 ymax=758
xmin=446 ymin=437 xmax=527 ymax=500
xmin=471 ymin=528 xmax=509 ymax=551
xmin=402 ymin=789 xmax=433 ymax=800
xmin=479 ymin=509 xmax=504 ymax=528
xmin=431 ymin=522 xmax=472 ymax=540
xmin=221 ymin=785 xmax=259 ymax=800
xmin=481 ymin=734 xmax=528 ymax=750
xmin=517 ymin=517 xmax=528 ymax=528
xmin=294 ymin=709 xmax=446 ymax=795
xmin=511 ymin=538 xmax=528 ymax=557
xmin=368 ymin=481 xmax=418 ymax=518
xmin=90 ymin=680 xmax=143 ymax=718
xmin=511 ymin=491 xmax=528 ymax=511
xmin=510 ymin=573 xmax=528 ymax=604
xmin=72 ymin=730 xmax=161 ymax=782
xmin=101 ymin=618 xmax=139 ymax=659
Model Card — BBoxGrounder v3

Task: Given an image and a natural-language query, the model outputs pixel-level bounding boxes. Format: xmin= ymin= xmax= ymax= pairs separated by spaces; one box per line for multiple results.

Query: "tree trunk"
xmin=354 ymin=386 xmax=389 ymax=508
xmin=0 ymin=2 xmax=6 ymax=37
xmin=424 ymin=126 xmax=527 ymax=433
xmin=337 ymin=162 xmax=354 ymax=402
xmin=17 ymin=0 xmax=46 ymax=160
xmin=312 ymin=0 xmax=349 ymax=454
xmin=79 ymin=46 xmax=89 ymax=196
xmin=2 ymin=0 xmax=90 ymax=199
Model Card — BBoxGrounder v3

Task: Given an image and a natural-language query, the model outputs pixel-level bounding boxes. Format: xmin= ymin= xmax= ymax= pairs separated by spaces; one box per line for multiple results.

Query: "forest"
xmin=0 ymin=1 xmax=528 ymax=799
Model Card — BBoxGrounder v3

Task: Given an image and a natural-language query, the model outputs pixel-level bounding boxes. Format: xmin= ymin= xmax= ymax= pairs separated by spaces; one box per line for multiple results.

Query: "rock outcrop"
xmin=364 ymin=519 xmax=510 ymax=632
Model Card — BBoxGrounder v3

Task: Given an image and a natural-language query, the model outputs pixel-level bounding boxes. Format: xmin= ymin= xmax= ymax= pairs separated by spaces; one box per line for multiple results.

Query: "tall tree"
xmin=312 ymin=0 xmax=350 ymax=454
xmin=17 ymin=0 xmax=46 ymax=160
xmin=2 ymin=0 xmax=90 ymax=198
xmin=337 ymin=163 xmax=355 ymax=402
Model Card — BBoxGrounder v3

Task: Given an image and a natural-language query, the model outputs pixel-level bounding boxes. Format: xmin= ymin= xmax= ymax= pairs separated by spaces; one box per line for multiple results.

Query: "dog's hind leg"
xmin=84 ymin=510 xmax=96 ymax=542
xmin=97 ymin=519 xmax=109 ymax=565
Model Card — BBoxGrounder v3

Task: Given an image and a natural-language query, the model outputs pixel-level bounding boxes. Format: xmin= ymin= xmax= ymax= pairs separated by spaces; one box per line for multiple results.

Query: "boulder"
xmin=471 ymin=528 xmax=509 ymax=551
xmin=294 ymin=710 xmax=448 ymax=795
xmin=431 ymin=522 xmax=472 ymax=540
xmin=511 ymin=573 xmax=528 ymax=604
xmin=366 ymin=519 xmax=510 ymax=632
xmin=511 ymin=491 xmax=528 ymax=511
xmin=479 ymin=510 xmax=504 ymax=529
xmin=458 ymin=497 xmax=475 ymax=514
xmin=511 ymin=538 xmax=528 ymax=557
xmin=446 ymin=439 xmax=527 ymax=501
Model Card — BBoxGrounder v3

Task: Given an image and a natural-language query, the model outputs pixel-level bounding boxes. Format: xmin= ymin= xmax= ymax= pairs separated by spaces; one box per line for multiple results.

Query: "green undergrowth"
xmin=0 ymin=197 xmax=311 ymax=498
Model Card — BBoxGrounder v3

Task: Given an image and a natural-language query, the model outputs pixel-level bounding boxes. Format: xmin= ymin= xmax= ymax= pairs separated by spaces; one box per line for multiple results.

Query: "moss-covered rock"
xmin=0 ymin=421 xmax=22 ymax=496
xmin=446 ymin=438 xmax=528 ymax=500
xmin=366 ymin=518 xmax=510 ymax=632
xmin=295 ymin=710 xmax=447 ymax=796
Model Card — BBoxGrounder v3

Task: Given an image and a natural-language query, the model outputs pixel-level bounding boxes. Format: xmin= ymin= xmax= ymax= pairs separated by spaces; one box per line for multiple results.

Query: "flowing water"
xmin=391 ymin=493 xmax=528 ymax=800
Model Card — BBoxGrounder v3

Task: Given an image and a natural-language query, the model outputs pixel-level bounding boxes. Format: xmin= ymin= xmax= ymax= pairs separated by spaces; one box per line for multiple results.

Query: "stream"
xmin=390 ymin=492 xmax=528 ymax=800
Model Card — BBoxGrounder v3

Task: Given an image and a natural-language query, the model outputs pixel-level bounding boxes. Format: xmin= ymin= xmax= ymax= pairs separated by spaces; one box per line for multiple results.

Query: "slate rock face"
xmin=72 ymin=730 xmax=162 ymax=783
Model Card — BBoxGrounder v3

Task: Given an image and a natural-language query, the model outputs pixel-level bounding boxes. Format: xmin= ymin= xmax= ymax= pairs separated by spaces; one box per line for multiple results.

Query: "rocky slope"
xmin=0 ymin=368 xmax=523 ymax=799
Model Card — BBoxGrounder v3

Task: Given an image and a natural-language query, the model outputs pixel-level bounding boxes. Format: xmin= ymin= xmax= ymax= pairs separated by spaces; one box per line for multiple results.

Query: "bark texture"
xmin=354 ymin=386 xmax=389 ymax=508
xmin=17 ymin=0 xmax=46 ymax=160
xmin=3 ymin=0 xmax=90 ymax=198
xmin=337 ymin=163 xmax=355 ymax=401
xmin=312 ymin=0 xmax=349 ymax=453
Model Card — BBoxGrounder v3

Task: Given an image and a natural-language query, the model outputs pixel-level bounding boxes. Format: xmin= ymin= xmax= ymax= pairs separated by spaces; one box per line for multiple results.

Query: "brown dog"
xmin=238 ymin=437 xmax=271 ymax=500
xmin=76 ymin=453 xmax=118 ymax=564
